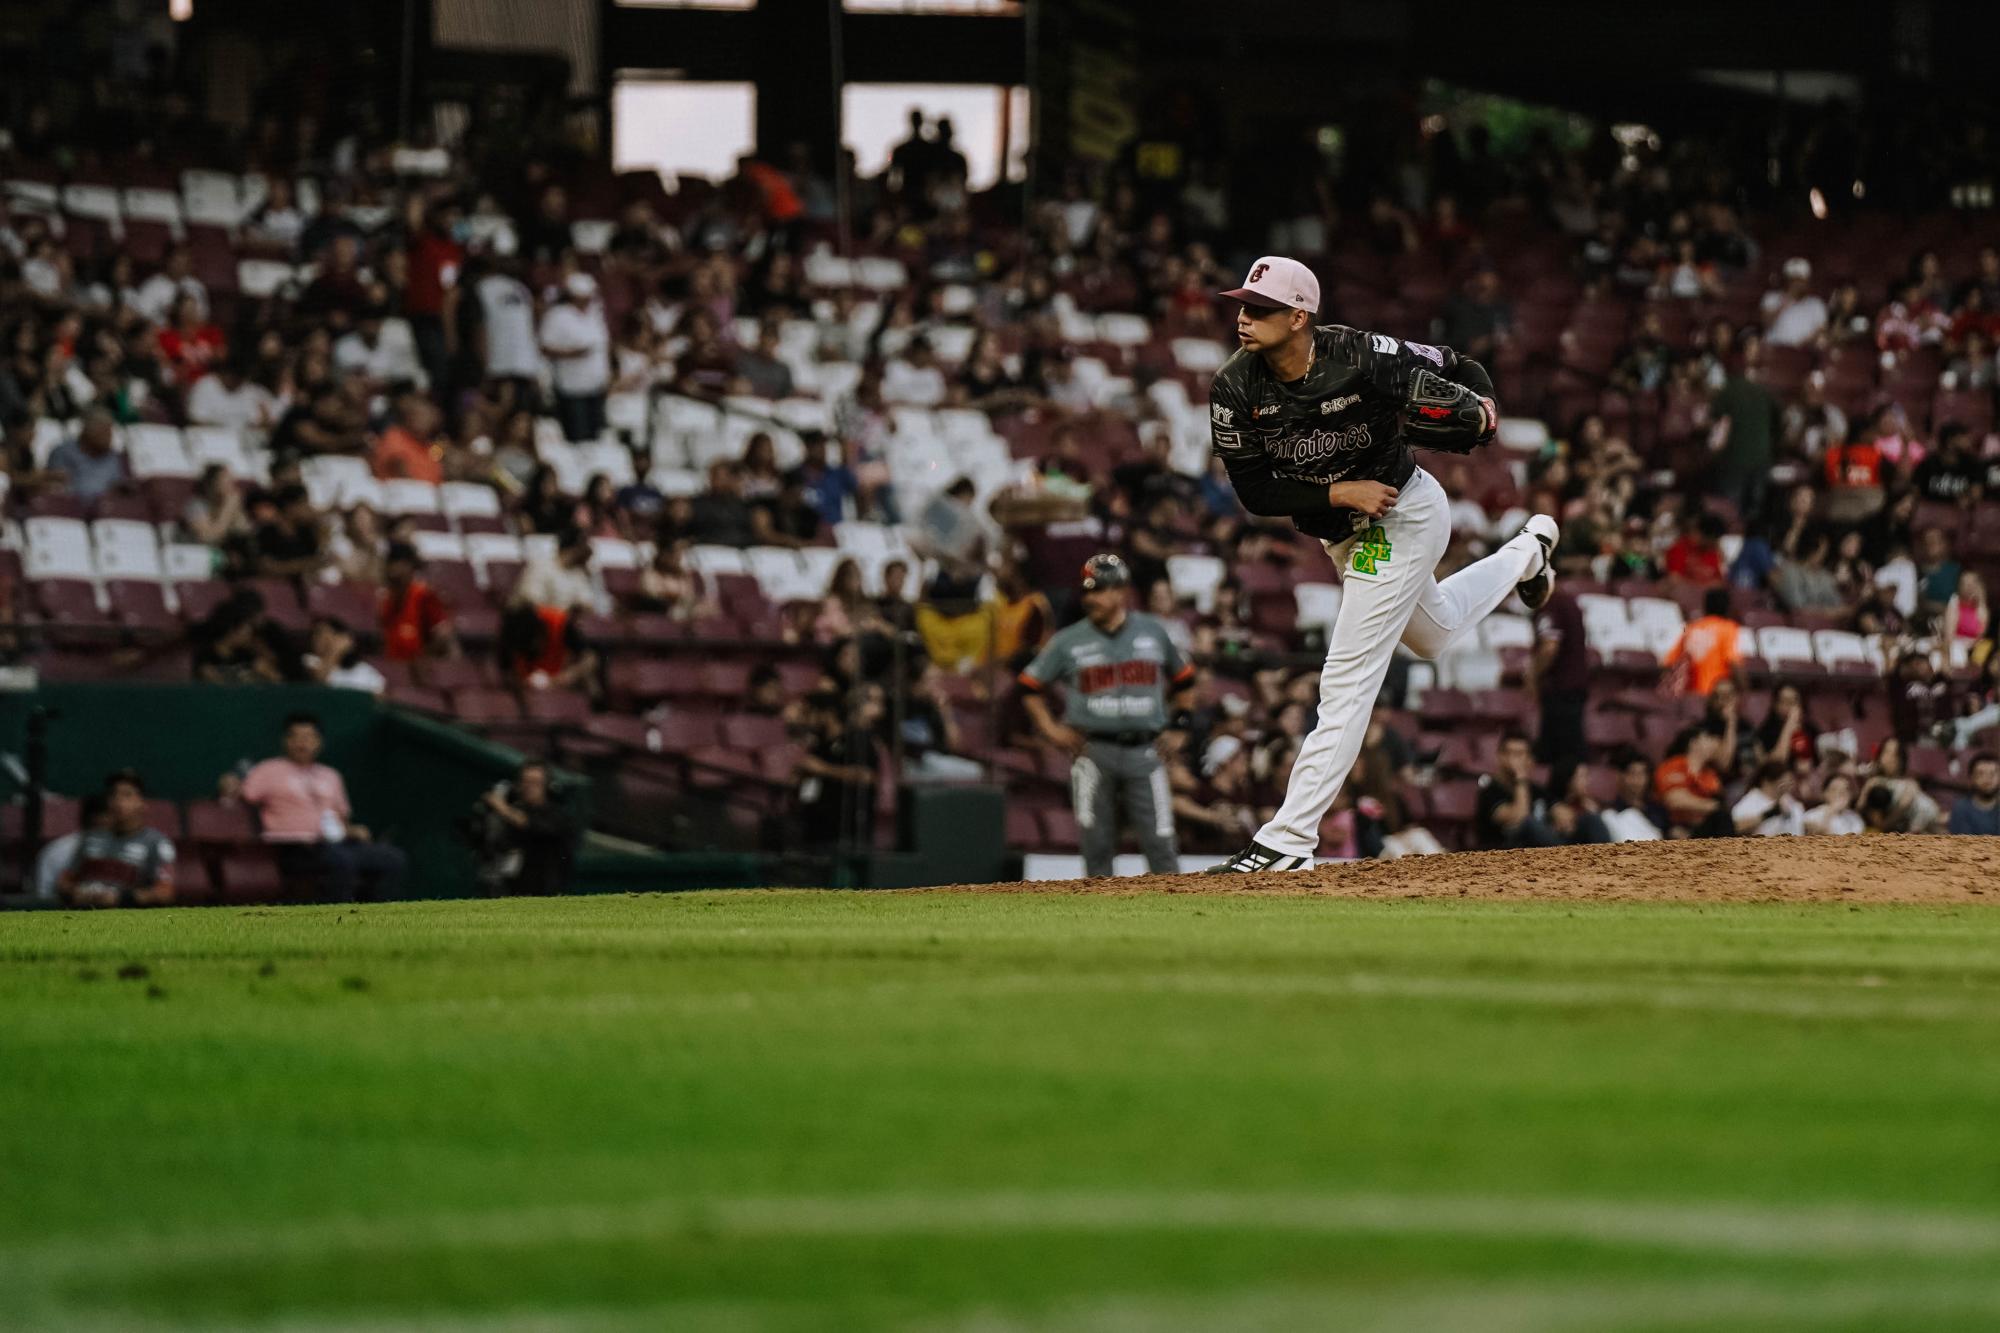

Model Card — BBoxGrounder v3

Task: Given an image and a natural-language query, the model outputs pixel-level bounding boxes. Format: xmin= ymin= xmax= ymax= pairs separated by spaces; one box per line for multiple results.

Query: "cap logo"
xmin=1248 ymin=262 xmax=1270 ymax=283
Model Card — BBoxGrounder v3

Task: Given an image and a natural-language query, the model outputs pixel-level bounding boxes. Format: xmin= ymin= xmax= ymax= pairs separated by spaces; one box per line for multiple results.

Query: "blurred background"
xmin=3 ymin=0 xmax=2000 ymax=898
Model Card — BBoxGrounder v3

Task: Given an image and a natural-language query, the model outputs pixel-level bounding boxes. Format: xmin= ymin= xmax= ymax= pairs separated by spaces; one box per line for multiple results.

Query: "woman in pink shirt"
xmin=240 ymin=712 xmax=406 ymax=901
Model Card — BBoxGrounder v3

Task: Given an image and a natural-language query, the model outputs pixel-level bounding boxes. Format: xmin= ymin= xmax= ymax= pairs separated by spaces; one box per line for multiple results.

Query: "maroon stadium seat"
xmin=108 ymin=580 xmax=175 ymax=630
xmin=453 ymin=688 xmax=523 ymax=723
xmin=522 ymin=689 xmax=591 ymax=725
xmin=171 ymin=852 xmax=218 ymax=906
xmin=720 ymin=714 xmax=788 ymax=751
xmin=306 ymin=581 xmax=381 ymax=632
xmin=173 ymin=580 xmax=234 ymax=624
xmin=186 ymin=800 xmax=260 ymax=846
xmin=218 ymin=848 xmax=288 ymax=904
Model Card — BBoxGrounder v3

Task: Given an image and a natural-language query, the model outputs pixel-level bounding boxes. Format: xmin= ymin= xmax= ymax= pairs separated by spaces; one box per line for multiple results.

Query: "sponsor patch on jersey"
xmin=1369 ymin=333 xmax=1399 ymax=354
xmin=1321 ymin=393 xmax=1361 ymax=414
xmin=1210 ymin=404 xmax=1233 ymax=425
xmin=1404 ymin=340 xmax=1445 ymax=366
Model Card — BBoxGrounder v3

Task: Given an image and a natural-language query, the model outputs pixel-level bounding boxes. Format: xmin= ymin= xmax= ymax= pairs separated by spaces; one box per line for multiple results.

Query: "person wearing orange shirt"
xmin=1653 ymin=723 xmax=1732 ymax=837
xmin=1661 ymin=587 xmax=1744 ymax=697
xmin=371 ymin=392 xmax=447 ymax=484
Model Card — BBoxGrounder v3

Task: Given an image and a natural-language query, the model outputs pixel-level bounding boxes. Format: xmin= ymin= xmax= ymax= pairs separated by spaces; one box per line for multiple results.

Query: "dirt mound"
xmin=959 ymin=835 xmax=2000 ymax=904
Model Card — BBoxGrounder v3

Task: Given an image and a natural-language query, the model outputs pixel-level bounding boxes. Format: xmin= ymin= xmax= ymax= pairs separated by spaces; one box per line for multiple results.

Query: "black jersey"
xmin=1208 ymin=324 xmax=1494 ymax=543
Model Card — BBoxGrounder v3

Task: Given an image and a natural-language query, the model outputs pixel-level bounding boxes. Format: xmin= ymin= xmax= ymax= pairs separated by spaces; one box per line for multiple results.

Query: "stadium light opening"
xmin=1852 ymin=180 xmax=1866 ymax=200
xmin=170 ymin=0 xmax=192 ymax=19
xmin=1808 ymin=188 xmax=1829 ymax=219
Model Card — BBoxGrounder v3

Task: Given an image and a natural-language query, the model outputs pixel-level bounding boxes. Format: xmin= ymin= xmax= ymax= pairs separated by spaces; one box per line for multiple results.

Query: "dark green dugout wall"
xmin=0 ymin=685 xmax=600 ymax=900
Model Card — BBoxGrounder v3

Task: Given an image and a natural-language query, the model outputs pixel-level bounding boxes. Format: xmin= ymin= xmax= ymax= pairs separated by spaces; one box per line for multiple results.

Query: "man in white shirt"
xmin=1732 ymin=760 xmax=1806 ymax=836
xmin=333 ymin=306 xmax=427 ymax=392
xmin=880 ymin=336 xmax=948 ymax=406
xmin=1761 ymin=258 xmax=1828 ymax=348
xmin=186 ymin=361 xmax=279 ymax=430
xmin=134 ymin=246 xmax=209 ymax=326
xmin=539 ymin=272 xmax=611 ymax=441
xmin=512 ymin=529 xmax=603 ymax=614
xmin=475 ymin=255 xmax=543 ymax=403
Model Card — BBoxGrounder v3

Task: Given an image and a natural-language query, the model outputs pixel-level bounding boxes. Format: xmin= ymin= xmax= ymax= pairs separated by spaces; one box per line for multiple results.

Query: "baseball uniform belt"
xmin=1089 ymin=731 xmax=1161 ymax=747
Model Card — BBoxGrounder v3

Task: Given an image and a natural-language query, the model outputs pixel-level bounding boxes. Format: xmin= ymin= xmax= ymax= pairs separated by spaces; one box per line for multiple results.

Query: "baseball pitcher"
xmin=1204 ymin=256 xmax=1558 ymax=873
xmin=1019 ymin=554 xmax=1196 ymax=877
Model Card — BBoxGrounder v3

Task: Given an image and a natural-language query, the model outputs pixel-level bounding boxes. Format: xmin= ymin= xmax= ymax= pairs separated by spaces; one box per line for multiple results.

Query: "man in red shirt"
xmin=405 ymin=199 xmax=464 ymax=404
xmin=1664 ymin=512 xmax=1728 ymax=587
xmin=379 ymin=542 xmax=459 ymax=663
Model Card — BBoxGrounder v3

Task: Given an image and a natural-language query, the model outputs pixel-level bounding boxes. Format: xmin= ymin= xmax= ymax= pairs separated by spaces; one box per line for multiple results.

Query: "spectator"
xmin=1475 ymin=731 xmax=1609 ymax=848
xmin=133 ymin=245 xmax=207 ymax=326
xmin=1708 ymin=360 xmax=1781 ymax=521
xmin=1654 ymin=723 xmax=1733 ymax=837
xmin=269 ymin=381 xmax=368 ymax=462
xmin=1732 ymin=759 xmax=1806 ymax=836
xmin=299 ymin=233 xmax=371 ymax=326
xmin=192 ymin=590 xmax=286 ymax=684
xmin=187 ymin=359 xmax=279 ymax=430
xmin=1528 ymin=584 xmax=1589 ymax=793
xmin=57 ymin=770 xmax=175 ymax=908
xmin=35 ymin=792 xmax=105 ymax=901
xmin=882 ymin=336 xmax=949 ymax=406
xmin=1772 ymin=529 xmax=1846 ymax=613
xmin=1803 ymin=771 xmax=1865 ymax=835
xmin=633 ymin=540 xmax=705 ymax=618
xmin=245 ymin=177 xmax=306 ymax=254
xmin=252 ymin=482 xmax=326 ymax=578
xmin=181 ymin=463 xmax=250 ymax=548
xmin=735 ymin=323 xmax=795 ymax=399
xmin=1601 ymin=748 xmax=1670 ymax=841
xmin=334 ymin=305 xmax=425 ymax=392
xmin=1441 ymin=269 xmax=1513 ymax=362
xmin=798 ymin=685 xmax=884 ymax=849
xmin=687 ymin=460 xmax=758 ymax=548
xmin=814 ymin=557 xmax=885 ymax=644
xmin=1941 ymin=654 xmax=2000 ymax=751
xmin=540 ymin=272 xmax=611 ymax=442
xmin=1913 ymin=422 xmax=1983 ymax=507
xmin=749 ymin=472 xmax=823 ymax=549
xmin=500 ymin=600 xmax=601 ymax=696
xmin=475 ymin=761 xmax=578 ymax=895
xmin=1664 ymin=512 xmax=1729 ymax=587
xmin=1662 ymin=588 xmax=1744 ymax=697
xmin=157 ymin=292 xmax=225 ymax=386
xmin=1754 ymin=683 xmax=1818 ymax=768
xmin=302 ymin=617 xmax=387 ymax=694
xmin=380 ymin=542 xmax=459 ymax=663
xmin=406 ymin=200 xmax=464 ymax=395
xmin=242 ymin=712 xmax=406 ymax=902
xmin=914 ymin=476 xmax=988 ymax=602
xmin=1947 ymin=754 xmax=2000 ymax=836
xmin=514 ymin=528 xmax=600 ymax=614
xmin=371 ymin=392 xmax=447 ymax=484
xmin=1761 ymin=257 xmax=1828 ymax=346
xmin=1942 ymin=571 xmax=1990 ymax=646
xmin=1915 ymin=526 xmax=1963 ymax=613
xmin=472 ymin=250 xmax=542 ymax=406
xmin=1863 ymin=736 xmax=1945 ymax=832
xmin=48 ymin=406 xmax=126 ymax=503
xmin=1702 ymin=677 xmax=1757 ymax=780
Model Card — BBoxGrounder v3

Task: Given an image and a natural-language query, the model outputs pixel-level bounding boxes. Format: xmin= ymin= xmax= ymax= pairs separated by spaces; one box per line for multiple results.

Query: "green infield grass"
xmin=5 ymin=890 xmax=2000 ymax=1331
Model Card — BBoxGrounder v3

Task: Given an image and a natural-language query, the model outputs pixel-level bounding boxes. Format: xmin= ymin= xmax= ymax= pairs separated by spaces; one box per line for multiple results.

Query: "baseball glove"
xmin=1404 ymin=368 xmax=1495 ymax=454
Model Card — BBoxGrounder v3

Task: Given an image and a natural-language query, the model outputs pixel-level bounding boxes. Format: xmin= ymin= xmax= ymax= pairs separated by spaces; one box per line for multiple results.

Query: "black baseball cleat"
xmin=1204 ymin=842 xmax=1314 ymax=874
xmin=1514 ymin=514 xmax=1560 ymax=612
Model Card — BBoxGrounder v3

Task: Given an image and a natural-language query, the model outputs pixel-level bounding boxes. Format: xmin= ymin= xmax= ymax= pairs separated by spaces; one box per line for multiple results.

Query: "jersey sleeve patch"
xmin=1368 ymin=333 xmax=1399 ymax=354
xmin=1404 ymin=341 xmax=1445 ymax=366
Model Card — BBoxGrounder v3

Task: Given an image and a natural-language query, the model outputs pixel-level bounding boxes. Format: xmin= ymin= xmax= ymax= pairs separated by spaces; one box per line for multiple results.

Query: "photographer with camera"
xmin=464 ymin=761 xmax=576 ymax=895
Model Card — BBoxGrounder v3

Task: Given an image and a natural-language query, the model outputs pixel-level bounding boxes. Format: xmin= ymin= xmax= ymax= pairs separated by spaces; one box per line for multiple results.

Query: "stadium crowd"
xmin=4 ymin=54 xmax=2000 ymax=899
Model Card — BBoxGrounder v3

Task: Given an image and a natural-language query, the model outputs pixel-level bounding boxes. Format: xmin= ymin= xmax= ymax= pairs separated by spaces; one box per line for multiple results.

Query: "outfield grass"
xmin=6 ymin=891 xmax=2000 ymax=1331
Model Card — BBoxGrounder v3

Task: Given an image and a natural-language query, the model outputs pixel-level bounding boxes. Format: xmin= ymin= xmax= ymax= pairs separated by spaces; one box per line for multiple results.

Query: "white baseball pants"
xmin=1253 ymin=467 xmax=1544 ymax=859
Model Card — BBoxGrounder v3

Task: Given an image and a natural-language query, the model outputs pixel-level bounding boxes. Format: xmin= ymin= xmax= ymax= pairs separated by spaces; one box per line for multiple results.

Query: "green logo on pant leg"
xmin=1351 ymin=525 xmax=1392 ymax=575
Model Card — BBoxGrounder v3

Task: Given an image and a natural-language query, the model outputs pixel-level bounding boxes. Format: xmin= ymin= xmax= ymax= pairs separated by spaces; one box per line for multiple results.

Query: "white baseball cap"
xmin=1220 ymin=255 xmax=1320 ymax=313
xmin=564 ymin=271 xmax=599 ymax=300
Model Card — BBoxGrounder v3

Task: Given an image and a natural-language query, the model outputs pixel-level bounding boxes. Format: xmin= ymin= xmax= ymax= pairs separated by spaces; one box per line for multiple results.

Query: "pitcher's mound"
xmin=964 ymin=834 xmax=2000 ymax=904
